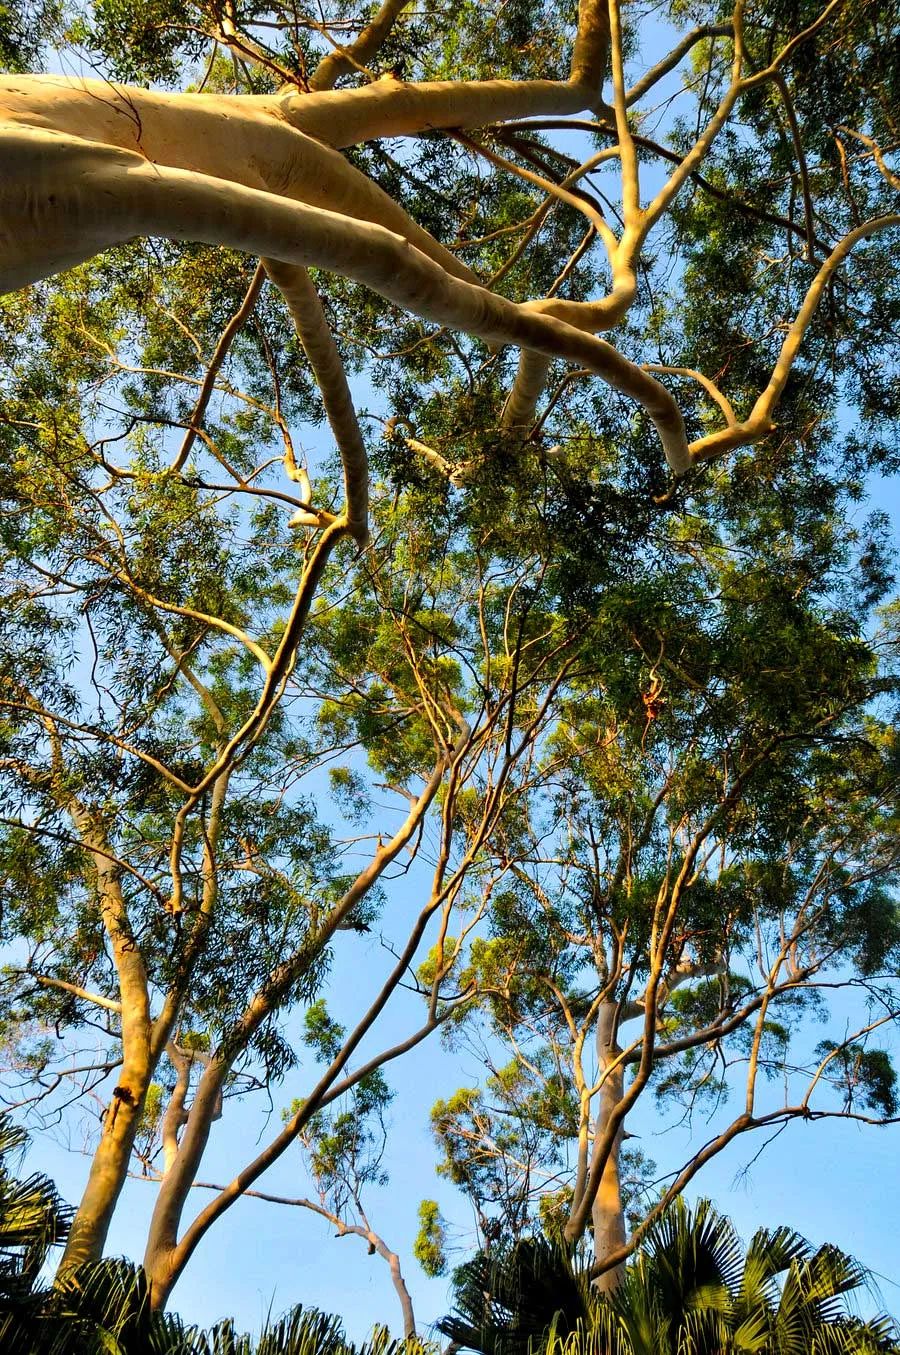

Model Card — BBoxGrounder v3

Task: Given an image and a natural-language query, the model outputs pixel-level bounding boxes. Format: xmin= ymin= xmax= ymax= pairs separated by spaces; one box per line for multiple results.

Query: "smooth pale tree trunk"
xmin=590 ymin=1002 xmax=627 ymax=1292
xmin=375 ymin=1237 xmax=416 ymax=1338
xmin=60 ymin=772 xmax=228 ymax=1276
xmin=62 ymin=1075 xmax=151 ymax=1272
xmin=59 ymin=817 xmax=158 ymax=1273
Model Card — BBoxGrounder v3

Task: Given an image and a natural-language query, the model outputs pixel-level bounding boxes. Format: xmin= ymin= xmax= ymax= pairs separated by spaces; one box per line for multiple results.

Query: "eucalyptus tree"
xmin=1 ymin=0 xmax=899 ymax=1320
xmin=424 ymin=515 xmax=900 ymax=1284
xmin=0 ymin=1112 xmax=427 ymax=1354
xmin=0 ymin=404 xmax=585 ymax=1312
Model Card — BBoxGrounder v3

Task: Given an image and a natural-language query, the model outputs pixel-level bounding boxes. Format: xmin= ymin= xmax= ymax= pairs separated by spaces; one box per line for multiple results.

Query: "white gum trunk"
xmin=61 ymin=1084 xmax=149 ymax=1273
xmin=276 ymin=77 xmax=597 ymax=149
xmin=591 ymin=1002 xmax=627 ymax=1292
xmin=142 ymin=1049 xmax=232 ymax=1307
xmin=58 ymin=822 xmax=157 ymax=1274
xmin=0 ymin=76 xmax=476 ymax=283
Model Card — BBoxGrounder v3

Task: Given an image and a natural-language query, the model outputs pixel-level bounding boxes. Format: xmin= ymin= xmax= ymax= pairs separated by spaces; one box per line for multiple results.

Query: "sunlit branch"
xmin=623 ymin=23 xmax=733 ymax=107
xmin=838 ymin=126 xmax=900 ymax=192
xmin=263 ymin=260 xmax=368 ymax=541
xmin=644 ymin=364 xmax=737 ymax=427
xmin=688 ymin=214 xmax=900 ymax=465
xmin=28 ymin=974 xmax=123 ymax=1015
xmin=0 ymin=128 xmax=690 ymax=469
xmin=309 ymin=0 xmax=412 ymax=91
xmin=171 ymin=263 xmax=266 ymax=473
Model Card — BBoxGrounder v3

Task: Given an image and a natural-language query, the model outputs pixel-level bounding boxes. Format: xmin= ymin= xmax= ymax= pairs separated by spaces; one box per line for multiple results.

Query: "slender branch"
xmin=624 ymin=24 xmax=733 ymax=107
xmin=771 ymin=71 xmax=816 ymax=261
xmin=688 ymin=214 xmax=900 ymax=465
xmin=264 ymin=260 xmax=368 ymax=540
xmin=644 ymin=364 xmax=737 ymax=426
xmin=171 ymin=263 xmax=265 ymax=472
xmin=838 ymin=127 xmax=900 ymax=192
xmin=642 ymin=1 xmax=746 ymax=230
xmin=29 ymin=974 xmax=122 ymax=1015
xmin=608 ymin=0 xmax=639 ymax=224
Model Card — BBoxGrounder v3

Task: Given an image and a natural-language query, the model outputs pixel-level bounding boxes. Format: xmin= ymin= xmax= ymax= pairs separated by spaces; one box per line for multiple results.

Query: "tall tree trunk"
xmin=60 ymin=1073 xmax=151 ymax=1272
xmin=591 ymin=1002 xmax=627 ymax=1293
xmin=142 ymin=1053 xmax=227 ymax=1308
xmin=58 ymin=814 xmax=156 ymax=1274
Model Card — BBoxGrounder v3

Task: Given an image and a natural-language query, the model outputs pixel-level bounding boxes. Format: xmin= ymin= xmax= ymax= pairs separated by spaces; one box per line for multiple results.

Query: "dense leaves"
xmin=1 ymin=0 xmax=900 ymax=1326
xmin=440 ymin=1200 xmax=900 ymax=1354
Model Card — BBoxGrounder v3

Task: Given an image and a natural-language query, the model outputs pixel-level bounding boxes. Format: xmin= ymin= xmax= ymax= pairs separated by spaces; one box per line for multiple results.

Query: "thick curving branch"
xmin=570 ymin=0 xmax=611 ymax=102
xmin=265 ymin=0 xmax=413 ymax=542
xmin=263 ymin=259 xmax=369 ymax=541
xmin=276 ymin=76 xmax=599 ymax=148
xmin=0 ymin=75 xmax=477 ymax=285
xmin=309 ymin=0 xmax=413 ymax=91
xmin=0 ymin=123 xmax=690 ymax=471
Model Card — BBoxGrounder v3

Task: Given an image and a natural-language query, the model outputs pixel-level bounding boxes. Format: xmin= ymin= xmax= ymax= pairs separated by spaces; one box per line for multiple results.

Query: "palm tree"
xmin=439 ymin=1200 xmax=900 ymax=1354
xmin=438 ymin=1236 xmax=593 ymax=1355
xmin=0 ymin=1112 xmax=72 ymax=1348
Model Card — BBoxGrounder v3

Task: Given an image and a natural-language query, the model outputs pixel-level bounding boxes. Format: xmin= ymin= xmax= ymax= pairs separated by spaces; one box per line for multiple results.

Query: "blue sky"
xmin=13 ymin=11 xmax=900 ymax=1344
xmin=27 ymin=936 xmax=900 ymax=1341
xmin=25 ymin=801 xmax=900 ymax=1344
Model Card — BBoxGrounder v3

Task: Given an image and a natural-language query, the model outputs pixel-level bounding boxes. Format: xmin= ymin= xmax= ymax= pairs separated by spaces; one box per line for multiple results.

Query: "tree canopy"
xmin=0 ymin=0 xmax=899 ymax=1332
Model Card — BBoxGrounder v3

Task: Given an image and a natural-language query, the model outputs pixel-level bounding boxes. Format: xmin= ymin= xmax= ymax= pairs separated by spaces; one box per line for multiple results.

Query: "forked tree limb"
xmin=145 ymin=728 xmax=471 ymax=1303
xmin=688 ymin=212 xmax=900 ymax=465
xmin=838 ymin=126 xmax=900 ymax=192
xmin=154 ymin=665 xmax=566 ymax=1301
xmin=499 ymin=0 xmax=740 ymax=427
xmin=590 ymin=1008 xmax=900 ymax=1279
xmin=171 ymin=262 xmax=266 ymax=473
xmin=494 ymin=118 xmax=833 ymax=254
xmin=192 ymin=1180 xmax=419 ymax=1337
xmin=491 ymin=138 xmax=636 ymax=428
xmin=456 ymin=133 xmax=618 ymax=256
xmin=0 ymin=124 xmax=691 ymax=470
xmin=3 ymin=15 xmax=886 ymax=494
xmin=309 ymin=0 xmax=413 ymax=91
xmin=0 ymin=75 xmax=477 ymax=285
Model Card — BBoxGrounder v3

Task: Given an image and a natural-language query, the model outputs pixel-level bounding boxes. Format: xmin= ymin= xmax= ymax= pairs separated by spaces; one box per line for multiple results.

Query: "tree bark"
xmin=0 ymin=123 xmax=691 ymax=470
xmin=58 ymin=815 xmax=156 ymax=1274
xmin=375 ymin=1236 xmax=416 ymax=1338
xmin=143 ymin=1055 xmax=227 ymax=1307
xmin=589 ymin=1002 xmax=627 ymax=1292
